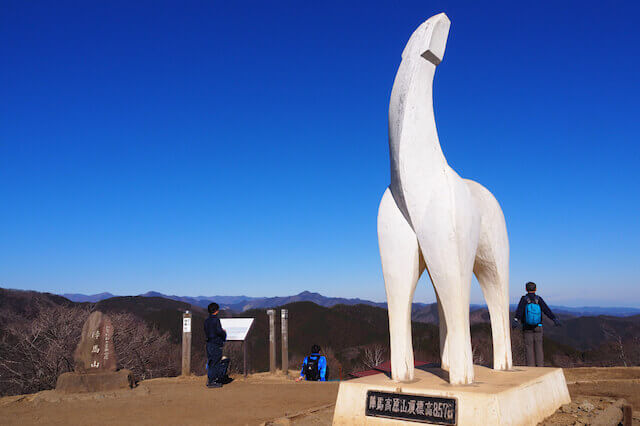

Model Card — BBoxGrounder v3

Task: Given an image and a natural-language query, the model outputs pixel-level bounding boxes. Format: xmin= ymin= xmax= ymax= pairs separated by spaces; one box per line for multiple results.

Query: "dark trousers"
xmin=206 ymin=342 xmax=229 ymax=383
xmin=524 ymin=327 xmax=544 ymax=367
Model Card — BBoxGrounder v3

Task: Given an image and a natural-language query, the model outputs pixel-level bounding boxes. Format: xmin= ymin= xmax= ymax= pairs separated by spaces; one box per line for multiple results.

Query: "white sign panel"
xmin=183 ymin=317 xmax=191 ymax=333
xmin=220 ymin=318 xmax=254 ymax=341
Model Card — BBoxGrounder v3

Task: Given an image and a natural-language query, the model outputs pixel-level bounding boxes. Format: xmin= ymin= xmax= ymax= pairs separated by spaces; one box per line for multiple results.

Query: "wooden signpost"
xmin=267 ymin=309 xmax=276 ymax=373
xmin=181 ymin=310 xmax=192 ymax=376
xmin=281 ymin=309 xmax=288 ymax=375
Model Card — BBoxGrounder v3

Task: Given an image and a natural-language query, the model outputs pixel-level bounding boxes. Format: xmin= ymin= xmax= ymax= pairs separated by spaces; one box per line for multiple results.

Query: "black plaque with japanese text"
xmin=365 ymin=390 xmax=457 ymax=424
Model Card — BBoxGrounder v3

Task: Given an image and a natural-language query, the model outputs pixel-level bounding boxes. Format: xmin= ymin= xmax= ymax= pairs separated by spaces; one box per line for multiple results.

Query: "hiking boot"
xmin=206 ymin=381 xmax=222 ymax=388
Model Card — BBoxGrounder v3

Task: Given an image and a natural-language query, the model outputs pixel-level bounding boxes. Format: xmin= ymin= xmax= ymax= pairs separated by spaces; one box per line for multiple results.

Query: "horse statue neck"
xmin=387 ymin=15 xmax=451 ymax=222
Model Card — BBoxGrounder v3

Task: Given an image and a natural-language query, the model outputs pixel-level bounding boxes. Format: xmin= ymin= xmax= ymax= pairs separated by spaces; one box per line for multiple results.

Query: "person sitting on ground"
xmin=513 ymin=281 xmax=561 ymax=367
xmin=296 ymin=345 xmax=327 ymax=382
xmin=204 ymin=302 xmax=230 ymax=388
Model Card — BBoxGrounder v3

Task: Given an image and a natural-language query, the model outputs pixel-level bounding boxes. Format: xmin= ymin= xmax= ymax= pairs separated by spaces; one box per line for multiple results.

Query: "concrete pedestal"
xmin=56 ymin=369 xmax=134 ymax=393
xmin=333 ymin=365 xmax=570 ymax=425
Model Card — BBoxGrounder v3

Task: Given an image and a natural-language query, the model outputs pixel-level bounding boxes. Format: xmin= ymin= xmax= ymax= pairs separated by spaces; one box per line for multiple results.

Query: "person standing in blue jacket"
xmin=296 ymin=345 xmax=327 ymax=381
xmin=513 ymin=282 xmax=561 ymax=367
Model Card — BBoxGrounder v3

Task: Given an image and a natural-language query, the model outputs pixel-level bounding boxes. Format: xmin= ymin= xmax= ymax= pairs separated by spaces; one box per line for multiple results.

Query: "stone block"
xmin=332 ymin=365 xmax=570 ymax=425
xmin=56 ymin=369 xmax=134 ymax=393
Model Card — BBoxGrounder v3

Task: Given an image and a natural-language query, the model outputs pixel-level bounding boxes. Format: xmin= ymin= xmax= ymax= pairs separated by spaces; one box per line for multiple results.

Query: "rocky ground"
xmin=1 ymin=367 xmax=638 ymax=425
xmin=539 ymin=367 xmax=640 ymax=426
xmin=540 ymin=397 xmax=634 ymax=426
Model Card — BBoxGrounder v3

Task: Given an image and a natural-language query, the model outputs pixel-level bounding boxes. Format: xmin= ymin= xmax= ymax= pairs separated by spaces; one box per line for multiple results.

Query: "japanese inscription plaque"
xmin=74 ymin=311 xmax=117 ymax=373
xmin=365 ymin=390 xmax=457 ymax=425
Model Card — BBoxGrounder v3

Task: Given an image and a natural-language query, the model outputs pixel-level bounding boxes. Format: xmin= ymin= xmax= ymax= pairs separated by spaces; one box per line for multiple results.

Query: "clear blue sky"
xmin=1 ymin=1 xmax=638 ymax=306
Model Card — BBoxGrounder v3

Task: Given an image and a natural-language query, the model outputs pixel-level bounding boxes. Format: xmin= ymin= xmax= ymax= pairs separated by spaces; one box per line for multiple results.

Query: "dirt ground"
xmin=1 ymin=367 xmax=638 ymax=425
xmin=0 ymin=372 xmax=339 ymax=426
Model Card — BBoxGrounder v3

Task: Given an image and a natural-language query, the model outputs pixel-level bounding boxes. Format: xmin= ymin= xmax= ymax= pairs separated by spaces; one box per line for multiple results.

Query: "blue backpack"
xmin=524 ymin=296 xmax=542 ymax=326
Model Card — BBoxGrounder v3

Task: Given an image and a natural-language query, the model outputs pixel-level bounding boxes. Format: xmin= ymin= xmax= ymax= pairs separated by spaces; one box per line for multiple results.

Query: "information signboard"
xmin=220 ymin=318 xmax=254 ymax=341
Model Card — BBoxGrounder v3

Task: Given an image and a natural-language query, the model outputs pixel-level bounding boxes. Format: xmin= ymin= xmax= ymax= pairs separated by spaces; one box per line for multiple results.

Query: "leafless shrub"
xmin=510 ymin=328 xmax=526 ymax=366
xmin=470 ymin=326 xmax=492 ymax=367
xmin=362 ymin=344 xmax=386 ymax=369
xmin=632 ymin=336 xmax=640 ymax=365
xmin=0 ymin=305 xmax=180 ymax=396
xmin=289 ymin=353 xmax=305 ymax=376
xmin=322 ymin=346 xmax=342 ymax=380
xmin=0 ymin=303 xmax=90 ymax=396
xmin=601 ymin=324 xmax=628 ymax=367
xmin=472 ymin=344 xmax=485 ymax=365
xmin=411 ymin=329 xmax=440 ymax=366
xmin=109 ymin=312 xmax=180 ymax=380
xmin=222 ymin=341 xmax=244 ymax=375
xmin=191 ymin=350 xmax=208 ymax=376
xmin=551 ymin=353 xmax=575 ymax=368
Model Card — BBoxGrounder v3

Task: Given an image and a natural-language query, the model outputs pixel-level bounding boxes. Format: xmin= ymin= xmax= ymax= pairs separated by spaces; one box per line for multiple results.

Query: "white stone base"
xmin=332 ymin=365 xmax=570 ymax=425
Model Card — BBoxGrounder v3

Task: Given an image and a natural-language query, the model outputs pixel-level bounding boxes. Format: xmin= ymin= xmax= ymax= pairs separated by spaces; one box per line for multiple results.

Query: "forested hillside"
xmin=1 ymin=287 xmax=638 ymax=397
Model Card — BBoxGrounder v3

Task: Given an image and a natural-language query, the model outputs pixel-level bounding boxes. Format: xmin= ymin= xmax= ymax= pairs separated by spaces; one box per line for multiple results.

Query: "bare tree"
xmin=362 ymin=344 xmax=386 ymax=369
xmin=109 ymin=312 xmax=180 ymax=380
xmin=0 ymin=305 xmax=181 ymax=396
xmin=472 ymin=343 xmax=485 ymax=365
xmin=322 ymin=346 xmax=342 ymax=380
xmin=469 ymin=325 xmax=493 ymax=367
xmin=0 ymin=303 xmax=90 ymax=396
xmin=222 ymin=341 xmax=244 ymax=375
xmin=510 ymin=329 xmax=526 ymax=366
xmin=602 ymin=324 xmax=628 ymax=367
xmin=632 ymin=336 xmax=640 ymax=366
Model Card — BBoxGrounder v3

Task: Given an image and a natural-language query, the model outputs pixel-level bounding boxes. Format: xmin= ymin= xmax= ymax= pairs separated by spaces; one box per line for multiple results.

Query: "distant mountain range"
xmin=60 ymin=292 xmax=118 ymax=303
xmin=60 ymin=290 xmax=640 ymax=317
xmin=62 ymin=290 xmax=390 ymax=312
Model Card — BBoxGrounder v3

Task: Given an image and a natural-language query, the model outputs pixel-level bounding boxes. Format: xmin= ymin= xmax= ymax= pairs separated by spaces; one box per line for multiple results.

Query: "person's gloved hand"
xmin=553 ymin=318 xmax=562 ymax=327
xmin=511 ymin=318 xmax=519 ymax=329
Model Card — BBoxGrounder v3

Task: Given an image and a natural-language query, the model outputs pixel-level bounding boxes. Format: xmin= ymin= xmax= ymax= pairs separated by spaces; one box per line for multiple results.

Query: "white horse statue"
xmin=378 ymin=13 xmax=513 ymax=385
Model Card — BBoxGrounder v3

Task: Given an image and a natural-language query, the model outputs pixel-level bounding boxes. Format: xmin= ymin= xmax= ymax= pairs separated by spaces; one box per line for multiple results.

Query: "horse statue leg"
xmin=467 ymin=179 xmax=513 ymax=370
xmin=414 ymin=177 xmax=479 ymax=385
xmin=378 ymin=187 xmax=424 ymax=382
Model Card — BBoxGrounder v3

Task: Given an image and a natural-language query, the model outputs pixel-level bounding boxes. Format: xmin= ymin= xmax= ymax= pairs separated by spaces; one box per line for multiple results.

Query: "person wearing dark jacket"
xmin=204 ymin=302 xmax=229 ymax=388
xmin=513 ymin=282 xmax=561 ymax=367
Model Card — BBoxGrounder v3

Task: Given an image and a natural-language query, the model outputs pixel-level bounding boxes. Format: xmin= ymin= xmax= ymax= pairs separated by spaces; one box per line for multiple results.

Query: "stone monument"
xmin=56 ymin=311 xmax=133 ymax=393
xmin=333 ymin=13 xmax=570 ymax=425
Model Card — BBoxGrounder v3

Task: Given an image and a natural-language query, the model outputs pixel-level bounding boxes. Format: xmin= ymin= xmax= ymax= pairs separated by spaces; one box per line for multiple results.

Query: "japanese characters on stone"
xmin=365 ymin=390 xmax=456 ymax=425
xmin=74 ymin=311 xmax=117 ymax=373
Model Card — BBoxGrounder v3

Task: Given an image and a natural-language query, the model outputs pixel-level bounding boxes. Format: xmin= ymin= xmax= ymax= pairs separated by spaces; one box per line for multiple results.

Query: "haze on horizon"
xmin=1 ymin=1 xmax=639 ymax=308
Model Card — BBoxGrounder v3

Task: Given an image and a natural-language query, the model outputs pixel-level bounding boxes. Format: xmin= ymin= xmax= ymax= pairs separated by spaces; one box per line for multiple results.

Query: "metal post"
xmin=243 ymin=341 xmax=248 ymax=379
xmin=267 ymin=309 xmax=276 ymax=373
xmin=181 ymin=310 xmax=192 ymax=376
xmin=281 ymin=309 xmax=288 ymax=376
